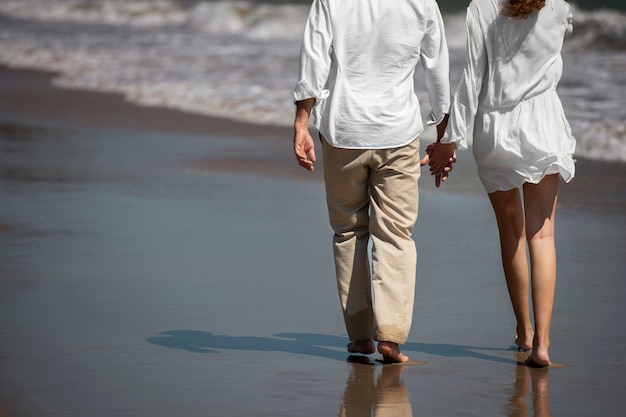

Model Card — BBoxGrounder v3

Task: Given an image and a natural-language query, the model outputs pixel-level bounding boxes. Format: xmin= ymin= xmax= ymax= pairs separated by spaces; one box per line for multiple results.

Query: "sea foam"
xmin=0 ymin=0 xmax=624 ymax=162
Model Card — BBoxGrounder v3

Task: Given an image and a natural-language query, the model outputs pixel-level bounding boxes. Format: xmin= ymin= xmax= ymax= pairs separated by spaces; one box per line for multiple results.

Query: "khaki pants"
xmin=321 ymin=137 xmax=421 ymax=344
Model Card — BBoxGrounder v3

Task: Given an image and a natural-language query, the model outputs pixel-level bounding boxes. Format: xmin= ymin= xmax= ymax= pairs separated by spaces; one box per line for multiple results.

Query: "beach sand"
xmin=0 ymin=67 xmax=625 ymax=416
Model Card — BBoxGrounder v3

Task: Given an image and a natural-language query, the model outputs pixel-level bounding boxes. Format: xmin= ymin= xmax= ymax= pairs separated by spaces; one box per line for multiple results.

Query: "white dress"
xmin=442 ymin=0 xmax=576 ymax=192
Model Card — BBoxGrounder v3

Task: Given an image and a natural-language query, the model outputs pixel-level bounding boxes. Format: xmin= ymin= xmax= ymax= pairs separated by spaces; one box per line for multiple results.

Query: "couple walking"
xmin=292 ymin=0 xmax=575 ymax=368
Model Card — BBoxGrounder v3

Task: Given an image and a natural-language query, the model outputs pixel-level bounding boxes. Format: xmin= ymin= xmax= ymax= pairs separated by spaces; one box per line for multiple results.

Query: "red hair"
xmin=502 ymin=0 xmax=546 ymax=19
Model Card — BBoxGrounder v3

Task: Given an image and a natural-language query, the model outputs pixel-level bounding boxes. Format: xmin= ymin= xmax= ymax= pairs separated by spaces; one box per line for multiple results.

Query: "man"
xmin=293 ymin=0 xmax=450 ymax=363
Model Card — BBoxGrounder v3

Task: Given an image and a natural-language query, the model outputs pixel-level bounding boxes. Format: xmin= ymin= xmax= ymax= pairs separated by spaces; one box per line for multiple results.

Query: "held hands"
xmin=419 ymin=114 xmax=457 ymax=188
xmin=419 ymin=143 xmax=457 ymax=187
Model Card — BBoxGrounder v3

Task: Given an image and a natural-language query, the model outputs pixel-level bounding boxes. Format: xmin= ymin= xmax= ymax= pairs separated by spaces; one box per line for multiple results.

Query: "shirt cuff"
xmin=439 ymin=100 xmax=469 ymax=149
xmin=440 ymin=130 xmax=469 ymax=150
xmin=426 ymin=110 xmax=447 ymax=126
xmin=294 ymin=80 xmax=329 ymax=103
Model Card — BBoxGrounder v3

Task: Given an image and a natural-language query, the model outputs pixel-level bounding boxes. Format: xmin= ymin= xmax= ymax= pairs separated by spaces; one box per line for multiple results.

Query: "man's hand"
xmin=293 ymin=98 xmax=317 ymax=171
xmin=294 ymin=126 xmax=316 ymax=171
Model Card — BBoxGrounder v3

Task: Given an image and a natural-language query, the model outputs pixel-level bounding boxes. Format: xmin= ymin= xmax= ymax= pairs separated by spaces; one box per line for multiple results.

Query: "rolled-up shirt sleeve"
xmin=441 ymin=4 xmax=486 ymax=150
xmin=293 ymin=0 xmax=333 ymax=102
xmin=421 ymin=2 xmax=450 ymax=126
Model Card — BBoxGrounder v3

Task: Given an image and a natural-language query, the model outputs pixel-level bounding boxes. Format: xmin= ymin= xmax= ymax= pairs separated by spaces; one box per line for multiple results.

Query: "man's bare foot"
xmin=347 ymin=339 xmax=375 ymax=355
xmin=377 ymin=341 xmax=409 ymax=363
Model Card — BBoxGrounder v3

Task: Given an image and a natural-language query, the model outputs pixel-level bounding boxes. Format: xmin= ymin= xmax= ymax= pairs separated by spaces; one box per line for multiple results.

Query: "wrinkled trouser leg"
xmin=322 ymin=137 xmax=420 ymax=344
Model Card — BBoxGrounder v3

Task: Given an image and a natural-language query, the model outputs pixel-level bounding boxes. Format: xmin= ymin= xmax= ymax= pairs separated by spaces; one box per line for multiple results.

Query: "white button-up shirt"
xmin=294 ymin=0 xmax=450 ymax=149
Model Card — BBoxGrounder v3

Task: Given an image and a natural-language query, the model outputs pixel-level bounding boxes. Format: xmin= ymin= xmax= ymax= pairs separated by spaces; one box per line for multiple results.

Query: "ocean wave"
xmin=574 ymin=123 xmax=626 ymax=162
xmin=0 ymin=0 xmax=309 ymax=37
xmin=188 ymin=1 xmax=309 ymax=38
xmin=0 ymin=0 xmax=188 ymax=27
xmin=0 ymin=0 xmax=625 ymax=163
xmin=567 ymin=5 xmax=626 ymax=51
xmin=1 ymin=1 xmax=625 ymax=48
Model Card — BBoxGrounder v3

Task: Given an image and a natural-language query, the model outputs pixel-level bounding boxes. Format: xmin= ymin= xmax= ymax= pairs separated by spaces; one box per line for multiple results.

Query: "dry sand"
xmin=0 ymin=67 xmax=625 ymax=416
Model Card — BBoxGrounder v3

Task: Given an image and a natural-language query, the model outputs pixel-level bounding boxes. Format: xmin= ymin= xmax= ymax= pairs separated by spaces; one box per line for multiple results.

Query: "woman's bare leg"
xmin=488 ymin=189 xmax=534 ymax=351
xmin=522 ymin=174 xmax=559 ymax=366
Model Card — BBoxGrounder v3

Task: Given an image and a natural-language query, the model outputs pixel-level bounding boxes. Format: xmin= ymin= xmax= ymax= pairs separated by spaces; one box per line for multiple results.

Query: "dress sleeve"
xmin=421 ymin=1 xmax=451 ymax=126
xmin=564 ymin=1 xmax=574 ymax=40
xmin=440 ymin=4 xmax=487 ymax=150
xmin=293 ymin=0 xmax=333 ymax=102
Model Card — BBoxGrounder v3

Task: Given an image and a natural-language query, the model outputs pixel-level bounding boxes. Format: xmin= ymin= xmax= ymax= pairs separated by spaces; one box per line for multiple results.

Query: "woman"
xmin=430 ymin=0 xmax=576 ymax=367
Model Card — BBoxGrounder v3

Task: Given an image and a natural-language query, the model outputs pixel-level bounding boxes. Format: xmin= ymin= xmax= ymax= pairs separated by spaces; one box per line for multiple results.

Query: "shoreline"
xmin=1 ymin=65 xmax=625 ymax=213
xmin=0 ymin=66 xmax=292 ymax=140
xmin=0 ymin=65 xmax=317 ymax=182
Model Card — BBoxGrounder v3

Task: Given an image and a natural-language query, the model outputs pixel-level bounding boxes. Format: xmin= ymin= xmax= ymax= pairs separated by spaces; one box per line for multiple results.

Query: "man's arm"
xmin=421 ymin=2 xmax=450 ymax=129
xmin=293 ymin=98 xmax=317 ymax=171
xmin=292 ymin=0 xmax=333 ymax=172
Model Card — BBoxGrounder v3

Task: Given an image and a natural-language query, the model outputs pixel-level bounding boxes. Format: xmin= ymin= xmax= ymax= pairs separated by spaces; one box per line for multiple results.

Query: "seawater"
xmin=0 ymin=0 xmax=624 ymax=162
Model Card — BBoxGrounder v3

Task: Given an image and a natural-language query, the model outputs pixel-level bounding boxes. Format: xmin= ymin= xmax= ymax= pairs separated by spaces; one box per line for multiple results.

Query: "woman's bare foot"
xmin=347 ymin=339 xmax=375 ymax=355
xmin=524 ymin=334 xmax=551 ymax=368
xmin=377 ymin=341 xmax=409 ymax=363
xmin=525 ymin=343 xmax=551 ymax=368
xmin=514 ymin=327 xmax=533 ymax=351
xmin=524 ymin=353 xmax=551 ymax=368
xmin=514 ymin=334 xmax=532 ymax=351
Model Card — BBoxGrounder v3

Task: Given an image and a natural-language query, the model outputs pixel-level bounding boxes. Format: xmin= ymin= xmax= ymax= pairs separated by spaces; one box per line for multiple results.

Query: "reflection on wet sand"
xmin=340 ymin=357 xmax=413 ymax=417
xmin=507 ymin=352 xmax=551 ymax=417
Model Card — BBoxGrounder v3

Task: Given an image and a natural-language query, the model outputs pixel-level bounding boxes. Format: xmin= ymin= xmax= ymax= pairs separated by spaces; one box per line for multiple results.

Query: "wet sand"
xmin=0 ymin=67 xmax=625 ymax=416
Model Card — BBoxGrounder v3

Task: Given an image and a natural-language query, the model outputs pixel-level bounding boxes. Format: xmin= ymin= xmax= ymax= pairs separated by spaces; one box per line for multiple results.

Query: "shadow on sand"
xmin=147 ymin=331 xmax=513 ymax=364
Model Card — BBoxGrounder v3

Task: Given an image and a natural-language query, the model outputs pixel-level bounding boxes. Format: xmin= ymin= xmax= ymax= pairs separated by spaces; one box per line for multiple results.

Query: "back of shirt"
xmin=294 ymin=0 xmax=449 ymax=149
